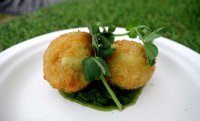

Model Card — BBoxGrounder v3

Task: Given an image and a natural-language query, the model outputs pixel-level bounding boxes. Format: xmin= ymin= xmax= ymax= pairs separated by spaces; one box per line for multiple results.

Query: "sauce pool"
xmin=59 ymin=80 xmax=143 ymax=111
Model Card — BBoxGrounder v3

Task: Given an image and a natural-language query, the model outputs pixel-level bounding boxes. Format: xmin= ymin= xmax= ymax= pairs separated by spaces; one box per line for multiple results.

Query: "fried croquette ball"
xmin=43 ymin=32 xmax=92 ymax=93
xmin=106 ymin=40 xmax=155 ymax=90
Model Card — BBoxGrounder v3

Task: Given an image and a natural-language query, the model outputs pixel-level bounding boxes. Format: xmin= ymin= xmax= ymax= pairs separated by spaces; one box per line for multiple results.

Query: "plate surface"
xmin=0 ymin=28 xmax=200 ymax=121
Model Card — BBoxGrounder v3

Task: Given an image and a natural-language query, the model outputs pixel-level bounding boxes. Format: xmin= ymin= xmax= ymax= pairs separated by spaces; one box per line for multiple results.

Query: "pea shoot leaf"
xmin=128 ymin=30 xmax=137 ymax=38
xmin=102 ymin=48 xmax=116 ymax=57
xmin=85 ymin=22 xmax=123 ymax=110
xmin=84 ymin=21 xmax=164 ymax=110
xmin=88 ymin=23 xmax=115 ymax=57
xmin=108 ymin=25 xmax=116 ymax=32
xmin=99 ymin=36 xmax=111 ymax=49
xmin=83 ymin=56 xmax=111 ymax=82
xmin=144 ymin=42 xmax=158 ymax=66
xmin=93 ymin=57 xmax=111 ymax=76
xmin=82 ymin=57 xmax=101 ymax=82
xmin=125 ymin=21 xmax=164 ymax=66
xmin=100 ymin=32 xmax=115 ymax=44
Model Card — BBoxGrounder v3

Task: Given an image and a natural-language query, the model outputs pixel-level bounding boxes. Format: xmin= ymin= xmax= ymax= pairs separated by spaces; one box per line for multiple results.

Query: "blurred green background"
xmin=0 ymin=0 xmax=199 ymax=53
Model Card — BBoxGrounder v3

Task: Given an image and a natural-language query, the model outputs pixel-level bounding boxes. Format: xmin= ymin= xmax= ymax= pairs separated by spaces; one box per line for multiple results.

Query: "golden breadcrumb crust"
xmin=43 ymin=32 xmax=92 ymax=93
xmin=106 ymin=40 xmax=155 ymax=90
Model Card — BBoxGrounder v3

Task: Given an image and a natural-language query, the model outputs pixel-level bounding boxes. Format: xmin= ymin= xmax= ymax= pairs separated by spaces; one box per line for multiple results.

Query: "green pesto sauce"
xmin=59 ymin=80 xmax=143 ymax=111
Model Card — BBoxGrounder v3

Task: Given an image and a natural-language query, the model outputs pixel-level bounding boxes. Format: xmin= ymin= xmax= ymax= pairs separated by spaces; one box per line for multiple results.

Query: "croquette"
xmin=43 ymin=32 xmax=92 ymax=93
xmin=44 ymin=32 xmax=155 ymax=92
xmin=106 ymin=40 xmax=155 ymax=90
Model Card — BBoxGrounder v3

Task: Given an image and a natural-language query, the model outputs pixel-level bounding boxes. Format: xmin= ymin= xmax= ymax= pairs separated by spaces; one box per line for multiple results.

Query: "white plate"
xmin=0 ymin=28 xmax=200 ymax=121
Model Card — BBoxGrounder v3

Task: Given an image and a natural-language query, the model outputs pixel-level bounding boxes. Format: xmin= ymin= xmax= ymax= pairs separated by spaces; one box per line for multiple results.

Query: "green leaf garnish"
xmin=102 ymin=48 xmax=116 ymax=57
xmin=128 ymin=30 xmax=137 ymax=38
xmin=93 ymin=57 xmax=111 ymax=76
xmin=144 ymin=42 xmax=158 ymax=66
xmin=108 ymin=25 xmax=116 ymax=32
xmin=99 ymin=35 xmax=111 ymax=49
xmin=118 ymin=22 xmax=164 ymax=66
xmin=82 ymin=57 xmax=101 ymax=82
xmin=100 ymin=32 xmax=115 ymax=44
xmin=83 ymin=21 xmax=164 ymax=110
xmin=83 ymin=22 xmax=122 ymax=110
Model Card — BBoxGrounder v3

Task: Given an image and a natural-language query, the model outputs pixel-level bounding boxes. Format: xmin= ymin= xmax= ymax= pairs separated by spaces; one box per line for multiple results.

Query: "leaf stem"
xmin=100 ymin=74 xmax=123 ymax=110
xmin=93 ymin=58 xmax=106 ymax=75
xmin=135 ymin=29 xmax=143 ymax=40
xmin=114 ymin=32 xmax=128 ymax=36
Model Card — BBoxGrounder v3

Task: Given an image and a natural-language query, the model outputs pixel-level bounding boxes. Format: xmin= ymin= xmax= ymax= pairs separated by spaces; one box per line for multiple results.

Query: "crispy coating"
xmin=106 ymin=40 xmax=155 ymax=90
xmin=43 ymin=32 xmax=92 ymax=93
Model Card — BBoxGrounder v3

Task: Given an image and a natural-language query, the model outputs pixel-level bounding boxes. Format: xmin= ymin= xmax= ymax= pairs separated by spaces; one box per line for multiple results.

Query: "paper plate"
xmin=0 ymin=28 xmax=200 ymax=121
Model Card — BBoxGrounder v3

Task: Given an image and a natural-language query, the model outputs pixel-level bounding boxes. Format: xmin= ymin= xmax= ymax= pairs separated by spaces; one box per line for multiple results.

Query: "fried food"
xmin=106 ymin=40 xmax=155 ymax=90
xmin=43 ymin=32 xmax=92 ymax=93
xmin=44 ymin=31 xmax=155 ymax=92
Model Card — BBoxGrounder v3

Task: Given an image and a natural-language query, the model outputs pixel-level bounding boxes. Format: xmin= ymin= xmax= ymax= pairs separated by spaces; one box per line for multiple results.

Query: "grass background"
xmin=0 ymin=0 xmax=199 ymax=53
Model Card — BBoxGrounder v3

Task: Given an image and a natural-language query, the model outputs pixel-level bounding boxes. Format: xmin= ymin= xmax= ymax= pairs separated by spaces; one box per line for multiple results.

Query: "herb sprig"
xmin=83 ymin=22 xmax=122 ymax=110
xmin=115 ymin=21 xmax=164 ymax=66
xmin=83 ymin=21 xmax=164 ymax=110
